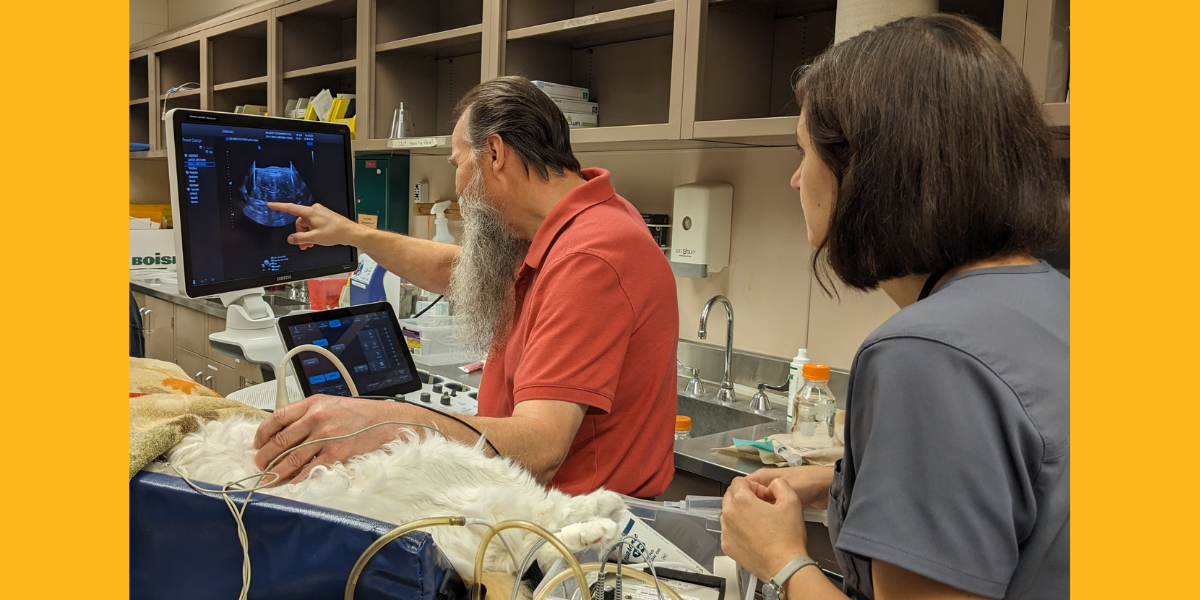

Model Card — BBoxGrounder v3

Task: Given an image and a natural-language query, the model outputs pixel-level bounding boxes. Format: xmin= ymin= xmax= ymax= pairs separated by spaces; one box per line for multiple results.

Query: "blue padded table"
xmin=131 ymin=472 xmax=469 ymax=600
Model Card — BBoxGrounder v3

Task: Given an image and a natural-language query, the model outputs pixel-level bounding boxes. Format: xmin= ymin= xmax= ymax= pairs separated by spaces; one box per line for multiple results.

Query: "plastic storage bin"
xmin=622 ymin=496 xmax=724 ymax=572
xmin=399 ymin=316 xmax=467 ymax=366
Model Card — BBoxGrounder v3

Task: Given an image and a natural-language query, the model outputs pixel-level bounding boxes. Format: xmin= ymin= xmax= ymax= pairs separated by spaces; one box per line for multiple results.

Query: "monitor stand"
xmin=207 ymin=287 xmax=286 ymax=367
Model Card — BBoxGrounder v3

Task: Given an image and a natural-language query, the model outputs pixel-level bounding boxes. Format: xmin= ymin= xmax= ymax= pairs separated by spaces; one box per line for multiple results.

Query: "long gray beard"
xmin=447 ymin=170 xmax=530 ymax=357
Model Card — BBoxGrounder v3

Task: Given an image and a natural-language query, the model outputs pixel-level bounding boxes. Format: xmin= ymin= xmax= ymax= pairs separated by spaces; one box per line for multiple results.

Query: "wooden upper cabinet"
xmin=128 ymin=0 xmax=1067 ymax=154
xmin=369 ymin=0 xmax=489 ymax=142
xmin=501 ymin=0 xmax=689 ymax=146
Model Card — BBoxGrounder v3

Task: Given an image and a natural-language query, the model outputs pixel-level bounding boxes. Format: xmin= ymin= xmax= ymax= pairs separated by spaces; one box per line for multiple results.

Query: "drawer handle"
xmin=194 ymin=371 xmax=204 ymax=383
xmin=204 ymin=375 xmax=214 ymax=389
xmin=139 ymin=307 xmax=154 ymax=335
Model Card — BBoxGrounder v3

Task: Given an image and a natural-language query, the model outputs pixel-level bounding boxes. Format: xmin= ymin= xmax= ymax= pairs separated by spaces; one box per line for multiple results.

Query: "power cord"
xmin=412 ymin=295 xmax=445 ymax=318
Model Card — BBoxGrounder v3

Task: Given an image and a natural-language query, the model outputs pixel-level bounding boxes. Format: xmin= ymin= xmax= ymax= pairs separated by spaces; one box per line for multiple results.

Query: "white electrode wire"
xmin=170 ymin=420 xmax=448 ymax=600
xmin=513 ymin=538 xmax=550 ymax=600
xmin=462 ymin=518 xmax=523 ymax=574
xmin=276 ymin=343 xmax=359 ymax=409
xmin=161 ymin=81 xmax=199 ymax=121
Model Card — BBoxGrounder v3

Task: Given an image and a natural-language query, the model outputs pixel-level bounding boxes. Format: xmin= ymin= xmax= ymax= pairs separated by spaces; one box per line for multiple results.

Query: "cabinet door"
xmin=175 ymin=306 xmax=207 ymax=357
xmin=236 ymin=357 xmax=267 ymax=387
xmin=205 ymin=314 xmax=235 ymax=368
xmin=174 ymin=347 xmax=208 ymax=385
xmin=143 ymin=296 xmax=176 ymax=362
xmin=206 ymin=361 xmax=241 ymax=397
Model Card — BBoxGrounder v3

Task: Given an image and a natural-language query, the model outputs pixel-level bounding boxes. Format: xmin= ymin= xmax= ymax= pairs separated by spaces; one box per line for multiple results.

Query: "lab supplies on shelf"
xmin=551 ymin=98 xmax=599 ymax=115
xmin=531 ymin=80 xmax=590 ymax=101
xmin=563 ymin=112 xmax=598 ymax=128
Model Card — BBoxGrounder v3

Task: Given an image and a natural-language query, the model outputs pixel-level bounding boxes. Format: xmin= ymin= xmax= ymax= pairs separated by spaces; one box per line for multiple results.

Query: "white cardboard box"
xmin=130 ymin=229 xmax=177 ymax=269
xmin=563 ymin=112 xmax=598 ymax=128
xmin=553 ymin=98 xmax=599 ymax=114
xmin=532 ymin=80 xmax=590 ymax=101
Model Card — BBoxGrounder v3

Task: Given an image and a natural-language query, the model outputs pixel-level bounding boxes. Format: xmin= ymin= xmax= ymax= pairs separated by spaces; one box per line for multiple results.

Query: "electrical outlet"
xmin=413 ymin=181 xmax=430 ymax=204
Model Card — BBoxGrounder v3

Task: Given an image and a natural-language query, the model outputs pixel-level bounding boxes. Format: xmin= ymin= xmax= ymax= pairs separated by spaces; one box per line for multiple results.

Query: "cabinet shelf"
xmin=1044 ymin=101 xmax=1069 ymax=130
xmin=213 ymin=75 xmax=268 ymax=92
xmin=283 ymin=58 xmax=357 ymax=80
xmin=507 ymin=1 xmax=676 ymax=48
xmin=691 ymin=116 xmax=798 ymax=146
xmin=131 ymin=149 xmax=168 ymax=159
xmin=375 ymin=24 xmax=483 ymax=57
xmin=158 ymin=88 xmax=201 ymax=100
xmin=130 ymin=98 xmax=150 ymax=106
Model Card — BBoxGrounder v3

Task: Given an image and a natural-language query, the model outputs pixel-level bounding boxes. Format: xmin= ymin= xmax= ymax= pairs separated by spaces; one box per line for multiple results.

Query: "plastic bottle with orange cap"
xmin=674 ymin=415 xmax=693 ymax=441
xmin=791 ymin=363 xmax=836 ymax=439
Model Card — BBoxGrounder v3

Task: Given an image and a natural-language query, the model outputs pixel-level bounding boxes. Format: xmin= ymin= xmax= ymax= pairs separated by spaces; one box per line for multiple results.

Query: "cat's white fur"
xmin=144 ymin=414 xmax=626 ymax=579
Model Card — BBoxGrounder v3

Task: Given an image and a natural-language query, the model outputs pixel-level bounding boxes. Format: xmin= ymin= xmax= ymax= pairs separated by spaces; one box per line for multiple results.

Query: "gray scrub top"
xmin=828 ymin=261 xmax=1069 ymax=599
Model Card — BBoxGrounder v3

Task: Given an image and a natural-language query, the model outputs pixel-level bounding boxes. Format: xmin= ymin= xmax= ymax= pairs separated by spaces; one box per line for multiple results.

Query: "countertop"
xmin=673 ymin=421 xmax=788 ymax=484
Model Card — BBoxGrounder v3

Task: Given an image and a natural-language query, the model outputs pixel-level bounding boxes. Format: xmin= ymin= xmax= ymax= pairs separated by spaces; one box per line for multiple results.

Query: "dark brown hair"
xmin=454 ymin=76 xmax=581 ymax=180
xmin=796 ymin=14 xmax=1068 ymax=292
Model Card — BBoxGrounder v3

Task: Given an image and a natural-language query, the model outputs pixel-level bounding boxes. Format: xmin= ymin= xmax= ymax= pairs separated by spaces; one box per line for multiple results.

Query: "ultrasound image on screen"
xmin=238 ymin=161 xmax=312 ymax=227
xmin=177 ymin=122 xmax=353 ymax=288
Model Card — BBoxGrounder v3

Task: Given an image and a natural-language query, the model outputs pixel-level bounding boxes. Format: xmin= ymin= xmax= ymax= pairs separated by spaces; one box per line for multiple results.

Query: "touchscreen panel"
xmin=284 ymin=309 xmax=416 ymax=396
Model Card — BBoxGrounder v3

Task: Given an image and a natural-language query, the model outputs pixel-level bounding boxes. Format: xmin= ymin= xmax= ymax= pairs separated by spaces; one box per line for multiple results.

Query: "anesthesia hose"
xmin=475 ymin=521 xmax=590 ymax=600
xmin=533 ymin=563 xmax=687 ymax=600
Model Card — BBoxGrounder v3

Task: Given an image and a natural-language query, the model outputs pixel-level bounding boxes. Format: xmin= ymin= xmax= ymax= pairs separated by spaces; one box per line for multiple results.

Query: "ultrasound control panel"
xmin=398 ymin=373 xmax=479 ymax=417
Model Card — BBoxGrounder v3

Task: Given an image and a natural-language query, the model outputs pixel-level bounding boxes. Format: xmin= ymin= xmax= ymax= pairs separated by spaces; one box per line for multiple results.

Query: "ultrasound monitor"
xmin=165 ymin=108 xmax=357 ymax=299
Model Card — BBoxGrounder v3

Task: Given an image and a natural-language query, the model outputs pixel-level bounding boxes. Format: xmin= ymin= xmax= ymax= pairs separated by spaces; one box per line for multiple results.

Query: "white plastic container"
xmin=398 ymin=316 xmax=464 ymax=365
xmin=787 ymin=348 xmax=811 ymax=426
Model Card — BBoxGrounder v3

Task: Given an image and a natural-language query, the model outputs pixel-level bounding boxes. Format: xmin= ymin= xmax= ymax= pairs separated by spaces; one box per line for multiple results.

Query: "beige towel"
xmin=129 ymin=357 xmax=264 ymax=479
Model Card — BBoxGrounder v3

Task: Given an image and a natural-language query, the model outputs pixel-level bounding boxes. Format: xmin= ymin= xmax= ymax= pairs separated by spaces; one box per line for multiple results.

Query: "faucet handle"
xmin=759 ymin=380 xmax=789 ymax=393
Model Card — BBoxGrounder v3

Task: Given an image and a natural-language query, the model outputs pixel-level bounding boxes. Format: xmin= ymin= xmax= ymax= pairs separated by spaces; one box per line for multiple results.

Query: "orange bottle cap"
xmin=675 ymin=415 xmax=692 ymax=431
xmin=803 ymin=363 xmax=831 ymax=381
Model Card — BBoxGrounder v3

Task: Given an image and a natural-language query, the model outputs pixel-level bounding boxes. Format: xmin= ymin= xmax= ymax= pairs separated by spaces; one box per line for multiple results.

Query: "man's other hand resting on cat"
xmin=257 ymin=77 xmax=678 ymax=497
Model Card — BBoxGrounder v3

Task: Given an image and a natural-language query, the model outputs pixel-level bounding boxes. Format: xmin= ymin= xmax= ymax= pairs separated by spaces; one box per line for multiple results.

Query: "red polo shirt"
xmin=476 ymin=168 xmax=678 ymax=497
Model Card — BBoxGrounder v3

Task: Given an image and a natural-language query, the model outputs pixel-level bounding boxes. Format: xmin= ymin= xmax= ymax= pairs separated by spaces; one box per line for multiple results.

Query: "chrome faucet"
xmin=698 ymin=295 xmax=735 ymax=404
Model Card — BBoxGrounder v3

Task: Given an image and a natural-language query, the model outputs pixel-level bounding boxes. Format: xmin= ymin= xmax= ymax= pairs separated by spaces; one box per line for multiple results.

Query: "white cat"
xmin=144 ymin=414 xmax=626 ymax=580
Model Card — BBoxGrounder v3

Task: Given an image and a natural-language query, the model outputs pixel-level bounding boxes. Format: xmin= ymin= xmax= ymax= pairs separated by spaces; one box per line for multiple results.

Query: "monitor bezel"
xmin=166 ymin=108 xmax=358 ymax=299
xmin=277 ymin=302 xmax=423 ymax=398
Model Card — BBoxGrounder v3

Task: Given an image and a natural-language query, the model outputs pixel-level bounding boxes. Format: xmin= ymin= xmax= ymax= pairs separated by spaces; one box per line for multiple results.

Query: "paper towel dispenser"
xmin=669 ymin=182 xmax=733 ymax=278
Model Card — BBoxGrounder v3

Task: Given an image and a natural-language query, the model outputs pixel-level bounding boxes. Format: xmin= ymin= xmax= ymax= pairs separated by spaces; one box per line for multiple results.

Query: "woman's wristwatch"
xmin=762 ymin=556 xmax=819 ymax=600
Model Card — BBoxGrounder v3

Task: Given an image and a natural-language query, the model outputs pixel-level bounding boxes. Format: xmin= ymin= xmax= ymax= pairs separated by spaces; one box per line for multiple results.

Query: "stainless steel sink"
xmin=676 ymin=394 xmax=778 ymax=438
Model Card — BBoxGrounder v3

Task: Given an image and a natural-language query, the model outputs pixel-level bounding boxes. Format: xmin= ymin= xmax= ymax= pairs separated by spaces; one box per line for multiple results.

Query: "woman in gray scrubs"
xmin=718 ymin=15 xmax=1068 ymax=600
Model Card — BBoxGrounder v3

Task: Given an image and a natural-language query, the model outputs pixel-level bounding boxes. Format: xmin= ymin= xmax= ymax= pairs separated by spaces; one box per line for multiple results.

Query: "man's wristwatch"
xmin=761 ymin=556 xmax=819 ymax=600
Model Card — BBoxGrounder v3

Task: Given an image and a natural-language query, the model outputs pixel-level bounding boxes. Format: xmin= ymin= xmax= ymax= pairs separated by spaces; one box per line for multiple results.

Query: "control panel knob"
xmin=468 ymin=392 xmax=478 ymax=400
xmin=420 ymin=392 xmax=431 ymax=403
xmin=450 ymin=389 xmax=457 ymax=397
xmin=440 ymin=393 xmax=452 ymax=406
xmin=432 ymin=383 xmax=443 ymax=394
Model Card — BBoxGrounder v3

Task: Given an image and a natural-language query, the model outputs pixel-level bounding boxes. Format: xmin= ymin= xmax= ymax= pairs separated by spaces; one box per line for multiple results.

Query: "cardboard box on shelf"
xmin=532 ymin=80 xmax=590 ymax=101
xmin=552 ymin=98 xmax=599 ymax=114
xmin=563 ymin=112 xmax=598 ymax=128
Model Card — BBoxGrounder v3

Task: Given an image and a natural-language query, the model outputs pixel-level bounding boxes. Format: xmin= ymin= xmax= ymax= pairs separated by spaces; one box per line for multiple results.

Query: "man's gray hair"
xmin=454 ymin=76 xmax=581 ymax=181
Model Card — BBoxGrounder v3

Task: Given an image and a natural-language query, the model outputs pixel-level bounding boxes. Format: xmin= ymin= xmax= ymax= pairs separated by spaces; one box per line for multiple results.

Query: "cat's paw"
xmin=565 ymin=489 xmax=626 ymax=524
xmin=556 ymin=519 xmax=620 ymax=553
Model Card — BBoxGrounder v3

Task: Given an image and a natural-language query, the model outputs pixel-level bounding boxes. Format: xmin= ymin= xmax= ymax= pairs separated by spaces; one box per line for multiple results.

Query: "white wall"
xmin=404 ymin=147 xmax=898 ymax=369
xmin=167 ymin=0 xmax=255 ymax=29
xmin=130 ymin=0 xmax=168 ymax=45
xmin=130 ymin=0 xmax=259 ymax=45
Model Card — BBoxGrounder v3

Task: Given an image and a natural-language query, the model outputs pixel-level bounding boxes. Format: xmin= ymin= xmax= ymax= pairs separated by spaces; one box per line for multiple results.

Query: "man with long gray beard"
xmin=253 ymin=77 xmax=679 ymax=498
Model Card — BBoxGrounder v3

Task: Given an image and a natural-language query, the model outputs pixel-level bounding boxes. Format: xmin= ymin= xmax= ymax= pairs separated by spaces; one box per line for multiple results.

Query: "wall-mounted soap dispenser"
xmin=669 ymin=182 xmax=733 ymax=278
